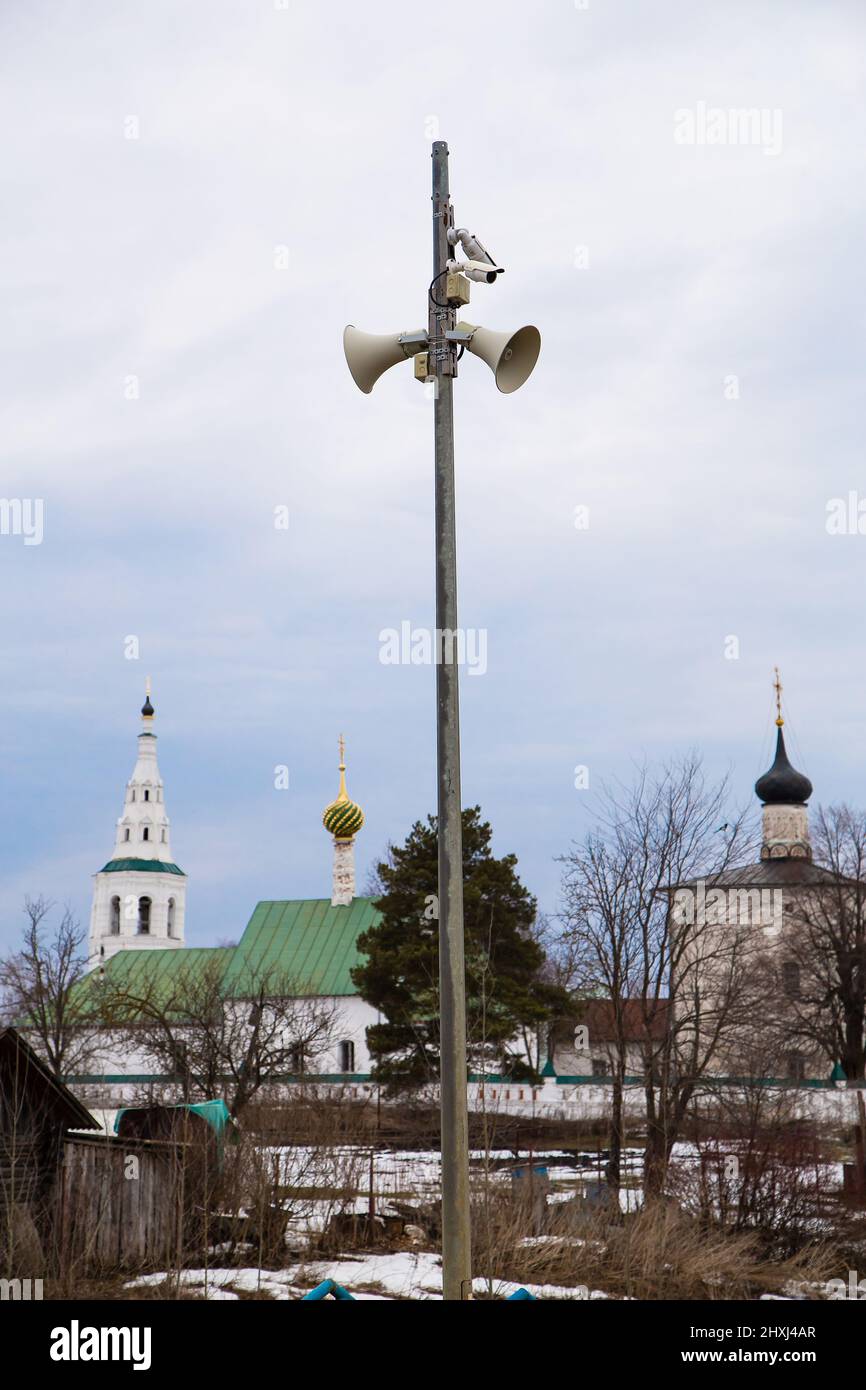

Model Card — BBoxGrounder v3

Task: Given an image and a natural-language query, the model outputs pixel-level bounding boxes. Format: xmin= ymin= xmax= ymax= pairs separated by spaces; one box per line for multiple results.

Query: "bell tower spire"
xmin=322 ymin=735 xmax=365 ymax=907
xmin=755 ymin=669 xmax=813 ymax=861
xmin=87 ymin=685 xmax=187 ymax=969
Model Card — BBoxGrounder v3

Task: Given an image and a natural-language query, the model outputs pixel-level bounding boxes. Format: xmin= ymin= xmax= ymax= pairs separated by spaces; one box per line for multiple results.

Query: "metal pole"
xmin=430 ymin=139 xmax=472 ymax=1300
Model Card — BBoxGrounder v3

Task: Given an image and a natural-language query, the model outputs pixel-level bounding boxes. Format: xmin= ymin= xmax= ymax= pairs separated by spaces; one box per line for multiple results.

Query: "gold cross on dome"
xmin=773 ymin=667 xmax=784 ymax=727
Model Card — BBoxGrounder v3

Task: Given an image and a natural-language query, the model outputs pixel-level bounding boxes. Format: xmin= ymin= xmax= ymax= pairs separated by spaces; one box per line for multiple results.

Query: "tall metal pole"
xmin=430 ymin=140 xmax=472 ymax=1300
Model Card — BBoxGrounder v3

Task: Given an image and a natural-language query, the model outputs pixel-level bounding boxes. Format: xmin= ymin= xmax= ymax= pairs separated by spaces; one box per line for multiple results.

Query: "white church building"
xmin=82 ymin=689 xmax=382 ymax=1098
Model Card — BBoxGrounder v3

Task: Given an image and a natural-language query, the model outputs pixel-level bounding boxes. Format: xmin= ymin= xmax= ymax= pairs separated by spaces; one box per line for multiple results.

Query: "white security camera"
xmin=446 ymin=257 xmax=504 ymax=284
xmin=446 ymin=228 xmax=505 ymax=283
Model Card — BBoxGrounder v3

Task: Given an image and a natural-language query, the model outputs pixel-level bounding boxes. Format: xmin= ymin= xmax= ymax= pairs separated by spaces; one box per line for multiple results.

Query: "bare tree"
xmin=97 ymin=953 xmax=339 ymax=1117
xmin=559 ymin=754 xmax=761 ymax=1199
xmin=674 ymin=1044 xmax=837 ymax=1257
xmin=0 ymin=897 xmax=96 ymax=1078
xmin=770 ymin=804 xmax=866 ymax=1080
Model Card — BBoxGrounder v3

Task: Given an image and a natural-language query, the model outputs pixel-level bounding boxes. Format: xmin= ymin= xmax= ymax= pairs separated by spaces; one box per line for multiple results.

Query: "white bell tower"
xmin=88 ymin=683 xmax=187 ymax=970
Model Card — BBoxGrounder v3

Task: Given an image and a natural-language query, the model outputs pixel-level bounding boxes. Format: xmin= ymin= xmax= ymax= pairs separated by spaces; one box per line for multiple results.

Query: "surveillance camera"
xmin=447 ymin=228 xmax=503 ymax=279
xmin=463 ymin=259 xmax=504 ymax=284
xmin=446 ymin=257 xmax=504 ymax=285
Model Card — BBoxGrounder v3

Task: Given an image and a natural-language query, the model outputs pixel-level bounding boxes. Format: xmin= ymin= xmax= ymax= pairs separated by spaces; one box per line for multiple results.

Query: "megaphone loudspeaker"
xmin=343 ymin=326 xmax=421 ymax=394
xmin=459 ymin=321 xmax=541 ymax=393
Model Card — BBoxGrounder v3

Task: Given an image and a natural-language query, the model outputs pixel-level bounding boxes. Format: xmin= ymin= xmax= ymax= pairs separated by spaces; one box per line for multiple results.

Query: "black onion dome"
xmin=141 ymin=693 xmax=154 ymax=717
xmin=755 ymin=726 xmax=812 ymax=805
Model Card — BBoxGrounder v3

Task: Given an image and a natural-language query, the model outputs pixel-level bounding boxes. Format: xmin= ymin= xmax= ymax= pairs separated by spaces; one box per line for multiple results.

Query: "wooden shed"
xmin=0 ymin=1026 xmax=100 ymax=1276
xmin=2 ymin=1028 xmax=190 ymax=1275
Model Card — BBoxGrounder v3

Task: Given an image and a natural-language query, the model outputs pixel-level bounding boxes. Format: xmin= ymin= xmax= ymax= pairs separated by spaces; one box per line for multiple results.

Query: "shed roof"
xmin=0 ymin=1027 xmax=99 ymax=1132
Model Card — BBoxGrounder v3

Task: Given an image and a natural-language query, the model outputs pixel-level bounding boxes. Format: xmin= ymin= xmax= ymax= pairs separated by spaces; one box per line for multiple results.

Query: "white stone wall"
xmin=75 ymin=993 xmax=379 ymax=1088
xmin=320 ymin=994 xmax=378 ymax=1073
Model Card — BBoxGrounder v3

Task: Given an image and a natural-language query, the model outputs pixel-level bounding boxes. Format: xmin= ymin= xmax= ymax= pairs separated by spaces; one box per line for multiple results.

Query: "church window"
xmin=782 ymin=961 xmax=800 ymax=999
xmin=142 ymin=826 xmax=150 ymax=841
xmin=167 ymin=898 xmax=175 ymax=937
xmin=339 ymin=1040 xmax=355 ymax=1073
xmin=144 ymin=789 xmax=150 ymax=802
xmin=124 ymin=828 xmax=130 ymax=842
xmin=138 ymin=896 xmax=151 ymax=934
xmin=130 ymin=789 xmax=135 ymax=802
xmin=110 ymin=896 xmax=120 ymax=935
xmin=161 ymin=829 xmax=166 ymax=843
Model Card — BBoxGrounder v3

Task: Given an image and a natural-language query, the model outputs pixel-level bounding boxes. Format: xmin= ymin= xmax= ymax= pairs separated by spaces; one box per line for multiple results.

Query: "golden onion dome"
xmin=322 ymin=735 xmax=365 ymax=840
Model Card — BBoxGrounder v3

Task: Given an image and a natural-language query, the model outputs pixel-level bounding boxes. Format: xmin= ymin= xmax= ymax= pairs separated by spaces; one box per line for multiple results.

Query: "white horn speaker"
xmin=343 ymin=325 xmax=420 ymax=394
xmin=459 ymin=321 xmax=541 ymax=393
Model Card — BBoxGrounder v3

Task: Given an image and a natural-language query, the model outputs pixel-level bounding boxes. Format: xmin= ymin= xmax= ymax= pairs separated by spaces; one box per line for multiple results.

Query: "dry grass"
xmin=474 ymin=1194 xmax=837 ymax=1300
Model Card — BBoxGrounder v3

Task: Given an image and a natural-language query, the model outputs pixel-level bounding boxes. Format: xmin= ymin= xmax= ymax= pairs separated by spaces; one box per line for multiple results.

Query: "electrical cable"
xmin=428 ymin=270 xmax=450 ymax=309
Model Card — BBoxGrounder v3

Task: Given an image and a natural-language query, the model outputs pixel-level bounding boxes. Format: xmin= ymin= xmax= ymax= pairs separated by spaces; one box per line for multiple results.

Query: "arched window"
xmin=782 ymin=961 xmax=800 ymax=999
xmin=138 ymin=897 xmax=151 ymax=934
xmin=110 ymin=896 xmax=120 ymax=935
xmin=144 ymin=789 xmax=150 ymax=802
xmin=124 ymin=827 xmax=131 ymax=842
xmin=167 ymin=898 xmax=175 ymax=938
xmin=142 ymin=826 xmax=150 ymax=842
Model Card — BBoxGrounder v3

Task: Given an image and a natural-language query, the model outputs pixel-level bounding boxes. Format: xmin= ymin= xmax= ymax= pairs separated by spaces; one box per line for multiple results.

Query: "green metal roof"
xmin=80 ymin=898 xmax=380 ymax=1005
xmin=224 ymin=897 xmax=380 ymax=996
xmin=100 ymin=858 xmax=185 ymax=875
xmin=82 ymin=946 xmax=232 ymax=1012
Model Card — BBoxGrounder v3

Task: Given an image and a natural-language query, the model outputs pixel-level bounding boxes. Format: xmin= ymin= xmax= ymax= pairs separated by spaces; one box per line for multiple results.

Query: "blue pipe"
xmin=302 ymin=1278 xmax=356 ymax=1301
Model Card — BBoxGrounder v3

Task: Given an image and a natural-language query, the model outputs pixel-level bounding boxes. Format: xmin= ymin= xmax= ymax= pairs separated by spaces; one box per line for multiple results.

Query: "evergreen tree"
xmin=352 ymin=807 xmax=567 ymax=1087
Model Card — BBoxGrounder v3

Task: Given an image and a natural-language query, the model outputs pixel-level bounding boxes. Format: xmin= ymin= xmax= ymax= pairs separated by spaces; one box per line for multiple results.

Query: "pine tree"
xmin=352 ymin=807 xmax=567 ymax=1088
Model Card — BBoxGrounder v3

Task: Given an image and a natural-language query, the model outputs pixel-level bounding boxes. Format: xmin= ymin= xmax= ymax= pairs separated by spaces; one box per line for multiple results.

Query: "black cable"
xmin=428 ymin=270 xmax=450 ymax=309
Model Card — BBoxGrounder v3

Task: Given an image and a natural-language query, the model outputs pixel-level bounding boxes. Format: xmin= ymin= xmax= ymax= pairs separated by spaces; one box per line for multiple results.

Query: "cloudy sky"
xmin=2 ymin=0 xmax=865 ymax=953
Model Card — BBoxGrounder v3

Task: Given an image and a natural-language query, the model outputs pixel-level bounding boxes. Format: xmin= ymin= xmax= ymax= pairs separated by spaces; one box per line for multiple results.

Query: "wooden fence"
xmin=56 ymin=1134 xmax=185 ymax=1273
